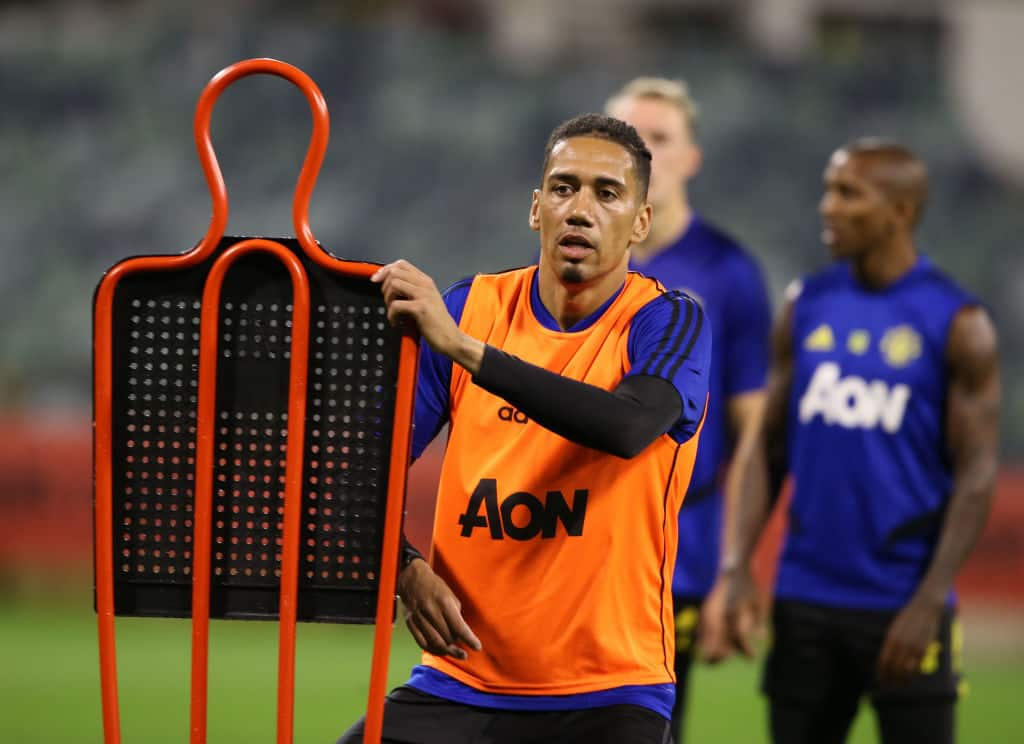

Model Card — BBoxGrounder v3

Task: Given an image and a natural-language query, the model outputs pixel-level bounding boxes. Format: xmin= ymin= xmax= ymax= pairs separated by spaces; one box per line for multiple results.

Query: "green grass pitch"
xmin=2 ymin=596 xmax=1021 ymax=743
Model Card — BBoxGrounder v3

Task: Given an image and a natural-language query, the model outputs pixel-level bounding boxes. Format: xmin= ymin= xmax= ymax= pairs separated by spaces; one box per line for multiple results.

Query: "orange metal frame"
xmin=94 ymin=58 xmax=418 ymax=744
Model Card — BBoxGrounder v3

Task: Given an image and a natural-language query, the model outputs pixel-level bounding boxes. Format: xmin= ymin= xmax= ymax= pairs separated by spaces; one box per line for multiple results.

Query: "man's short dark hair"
xmin=841 ymin=138 xmax=929 ymax=228
xmin=542 ymin=114 xmax=652 ymax=201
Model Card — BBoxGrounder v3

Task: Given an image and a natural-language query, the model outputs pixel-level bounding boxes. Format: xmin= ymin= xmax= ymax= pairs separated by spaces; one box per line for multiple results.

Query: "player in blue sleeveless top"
xmin=723 ymin=140 xmax=1000 ymax=744
xmin=607 ymin=78 xmax=772 ymax=741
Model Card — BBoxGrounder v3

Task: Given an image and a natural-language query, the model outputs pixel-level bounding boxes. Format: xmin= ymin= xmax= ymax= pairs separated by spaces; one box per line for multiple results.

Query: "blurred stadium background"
xmin=1 ymin=0 xmax=1022 ymax=741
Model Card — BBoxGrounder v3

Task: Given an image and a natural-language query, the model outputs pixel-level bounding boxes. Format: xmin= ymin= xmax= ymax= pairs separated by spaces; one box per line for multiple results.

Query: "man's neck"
xmin=631 ymin=198 xmax=692 ymax=263
xmin=850 ymin=235 xmax=918 ymax=290
xmin=536 ymin=260 xmax=628 ymax=331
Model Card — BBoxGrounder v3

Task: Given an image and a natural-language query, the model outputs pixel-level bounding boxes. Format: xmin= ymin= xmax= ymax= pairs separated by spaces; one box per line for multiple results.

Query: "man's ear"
xmin=631 ymin=202 xmax=653 ymax=244
xmin=684 ymin=144 xmax=704 ymax=181
xmin=529 ymin=189 xmax=541 ymax=231
xmin=892 ymin=197 xmax=917 ymax=229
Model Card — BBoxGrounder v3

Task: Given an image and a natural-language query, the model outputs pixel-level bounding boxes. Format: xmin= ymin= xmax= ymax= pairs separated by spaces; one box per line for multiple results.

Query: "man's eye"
xmin=599 ymin=189 xmax=617 ymax=200
xmin=553 ymin=184 xmax=573 ymax=195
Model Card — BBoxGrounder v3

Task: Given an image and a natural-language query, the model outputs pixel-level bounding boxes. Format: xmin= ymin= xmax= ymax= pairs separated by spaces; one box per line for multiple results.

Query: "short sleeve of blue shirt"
xmin=722 ymin=255 xmax=771 ymax=397
xmin=411 ymin=277 xmax=473 ymax=459
xmin=626 ymin=291 xmax=712 ymax=444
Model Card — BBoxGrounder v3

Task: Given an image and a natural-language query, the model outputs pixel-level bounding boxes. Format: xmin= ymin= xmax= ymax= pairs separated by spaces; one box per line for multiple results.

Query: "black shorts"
xmin=336 ymin=686 xmax=673 ymax=744
xmin=763 ymin=599 xmax=962 ymax=705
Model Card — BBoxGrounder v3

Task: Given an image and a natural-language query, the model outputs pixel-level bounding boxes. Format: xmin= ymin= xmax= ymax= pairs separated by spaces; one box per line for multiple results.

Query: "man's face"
xmin=530 ymin=136 xmax=651 ymax=286
xmin=819 ymin=150 xmax=900 ymax=259
xmin=607 ymin=96 xmax=700 ymax=208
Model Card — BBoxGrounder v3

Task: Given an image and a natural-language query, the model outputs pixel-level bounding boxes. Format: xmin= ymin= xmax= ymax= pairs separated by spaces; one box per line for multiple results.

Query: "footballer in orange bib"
xmin=338 ymin=114 xmax=711 ymax=744
xmin=425 ymin=266 xmax=704 ymax=699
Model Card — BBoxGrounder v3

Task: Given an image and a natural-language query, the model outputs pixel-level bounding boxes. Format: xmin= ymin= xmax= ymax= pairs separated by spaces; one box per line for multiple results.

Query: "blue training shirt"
xmin=777 ymin=256 xmax=976 ymax=610
xmin=629 ymin=215 xmax=771 ymax=598
xmin=407 ymin=267 xmax=711 ymax=719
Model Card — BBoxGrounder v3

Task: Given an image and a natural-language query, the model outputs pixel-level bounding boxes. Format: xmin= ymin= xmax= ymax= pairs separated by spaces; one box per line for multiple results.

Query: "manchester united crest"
xmin=880 ymin=325 xmax=923 ymax=368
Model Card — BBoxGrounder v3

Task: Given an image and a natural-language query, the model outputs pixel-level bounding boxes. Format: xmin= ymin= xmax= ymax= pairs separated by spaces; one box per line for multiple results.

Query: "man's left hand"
xmin=372 ymin=260 xmax=484 ymax=373
xmin=876 ymin=595 xmax=944 ymax=684
xmin=372 ymin=260 xmax=457 ymax=346
xmin=697 ymin=579 xmax=734 ymax=663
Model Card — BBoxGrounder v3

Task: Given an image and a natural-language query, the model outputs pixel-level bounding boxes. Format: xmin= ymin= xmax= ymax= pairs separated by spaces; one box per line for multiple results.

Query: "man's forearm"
xmin=720 ymin=392 xmax=766 ymax=570
xmin=913 ymin=455 xmax=998 ymax=605
xmin=722 ymin=438 xmax=775 ymax=571
xmin=473 ymin=345 xmax=686 ymax=458
xmin=436 ymin=330 xmax=485 ymax=376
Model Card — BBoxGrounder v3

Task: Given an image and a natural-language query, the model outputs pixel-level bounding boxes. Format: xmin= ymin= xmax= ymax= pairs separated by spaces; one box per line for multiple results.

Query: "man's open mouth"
xmin=558 ymin=234 xmax=595 ymax=259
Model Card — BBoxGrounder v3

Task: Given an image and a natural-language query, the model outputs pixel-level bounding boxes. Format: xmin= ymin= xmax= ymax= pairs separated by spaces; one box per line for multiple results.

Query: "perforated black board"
xmin=99 ymin=237 xmax=403 ymax=623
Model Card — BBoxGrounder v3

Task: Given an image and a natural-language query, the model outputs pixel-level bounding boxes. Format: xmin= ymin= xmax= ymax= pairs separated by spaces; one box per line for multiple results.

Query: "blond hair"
xmin=605 ymin=77 xmax=699 ymax=137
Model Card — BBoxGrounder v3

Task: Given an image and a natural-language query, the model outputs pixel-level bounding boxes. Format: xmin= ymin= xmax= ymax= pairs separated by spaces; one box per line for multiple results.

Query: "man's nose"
xmin=567 ymin=190 xmax=595 ymax=227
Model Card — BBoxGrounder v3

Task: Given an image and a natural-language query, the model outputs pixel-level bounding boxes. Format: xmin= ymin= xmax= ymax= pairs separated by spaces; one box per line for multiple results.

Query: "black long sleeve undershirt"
xmin=471 ymin=344 xmax=685 ymax=459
